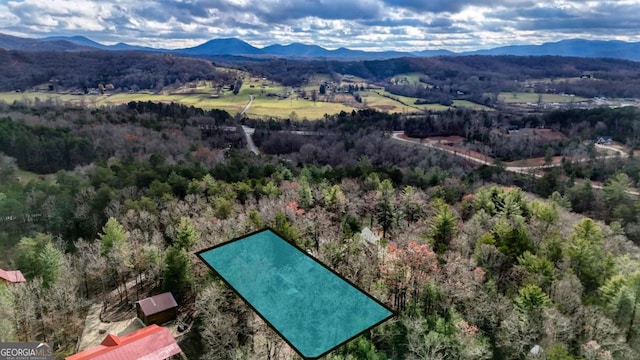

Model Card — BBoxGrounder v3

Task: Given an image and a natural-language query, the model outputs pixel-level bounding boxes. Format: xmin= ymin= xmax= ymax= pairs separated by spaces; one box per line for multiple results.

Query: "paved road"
xmin=391 ymin=131 xmax=638 ymax=191
xmin=242 ymin=125 xmax=259 ymax=155
xmin=239 ymin=96 xmax=260 ymax=154
xmin=239 ymin=120 xmax=326 ymax=154
xmin=392 ymin=131 xmax=492 ymax=165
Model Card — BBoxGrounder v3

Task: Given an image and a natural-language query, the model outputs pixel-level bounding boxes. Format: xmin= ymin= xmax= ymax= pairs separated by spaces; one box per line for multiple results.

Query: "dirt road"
xmin=391 ymin=131 xmax=639 ymax=194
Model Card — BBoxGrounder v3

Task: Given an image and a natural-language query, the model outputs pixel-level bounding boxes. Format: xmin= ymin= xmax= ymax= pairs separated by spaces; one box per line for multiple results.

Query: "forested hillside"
xmin=0 ymin=102 xmax=639 ymax=360
xmin=237 ymin=55 xmax=640 ymax=99
xmin=0 ymin=50 xmax=231 ymax=91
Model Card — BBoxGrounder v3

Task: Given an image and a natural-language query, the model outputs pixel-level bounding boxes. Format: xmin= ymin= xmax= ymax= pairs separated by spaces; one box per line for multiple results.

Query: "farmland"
xmin=390 ymin=72 xmax=427 ymax=86
xmin=0 ymin=88 xmax=500 ymax=119
xmin=1 ymin=57 xmax=635 ymax=121
xmin=498 ymin=91 xmax=587 ymax=104
xmin=0 ymin=63 xmax=504 ymax=119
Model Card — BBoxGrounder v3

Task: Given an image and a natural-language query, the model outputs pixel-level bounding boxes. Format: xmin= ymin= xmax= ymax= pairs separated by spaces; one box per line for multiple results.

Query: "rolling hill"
xmin=467 ymin=39 xmax=640 ymax=61
xmin=0 ymin=33 xmax=91 ymax=51
xmin=0 ymin=33 xmax=639 ymax=61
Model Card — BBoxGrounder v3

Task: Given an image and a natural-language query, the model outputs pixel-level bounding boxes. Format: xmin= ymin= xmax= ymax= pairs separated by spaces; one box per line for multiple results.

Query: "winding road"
xmin=237 ymin=125 xmax=637 ymax=195
xmin=391 ymin=131 xmax=552 ymax=175
xmin=242 ymin=125 xmax=259 ymax=155
xmin=240 ymin=95 xmax=260 ymax=155
xmin=391 ymin=131 xmax=639 ymax=195
xmin=241 ymin=94 xmax=254 ymax=115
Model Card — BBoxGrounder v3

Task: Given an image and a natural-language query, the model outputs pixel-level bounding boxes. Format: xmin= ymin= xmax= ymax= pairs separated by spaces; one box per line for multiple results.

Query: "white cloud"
xmin=0 ymin=0 xmax=639 ymax=52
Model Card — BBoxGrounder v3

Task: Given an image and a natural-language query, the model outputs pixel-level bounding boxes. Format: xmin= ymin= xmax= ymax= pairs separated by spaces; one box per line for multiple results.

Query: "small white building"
xmin=359 ymin=227 xmax=387 ymax=259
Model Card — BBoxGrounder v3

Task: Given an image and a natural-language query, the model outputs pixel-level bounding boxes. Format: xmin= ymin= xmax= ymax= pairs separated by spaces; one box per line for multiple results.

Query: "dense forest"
xmin=0 ymin=49 xmax=233 ymax=91
xmin=251 ymin=106 xmax=640 ymax=163
xmin=232 ymin=55 xmax=640 ymax=101
xmin=1 ymin=102 xmax=639 ymax=360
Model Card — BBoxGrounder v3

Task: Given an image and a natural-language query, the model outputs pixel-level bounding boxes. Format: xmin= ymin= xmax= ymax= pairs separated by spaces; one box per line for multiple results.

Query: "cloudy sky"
xmin=1 ymin=0 xmax=640 ymax=52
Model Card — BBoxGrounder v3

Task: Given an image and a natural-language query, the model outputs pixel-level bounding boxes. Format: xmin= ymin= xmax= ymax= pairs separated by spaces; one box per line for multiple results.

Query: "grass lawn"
xmin=309 ymin=73 xmax=332 ymax=85
xmin=1 ymin=87 xmax=466 ymax=119
xmin=498 ymin=92 xmax=587 ymax=104
xmin=15 ymin=168 xmax=43 ymax=184
xmin=0 ymin=92 xmax=104 ymax=106
xmin=359 ymin=91 xmax=456 ymax=113
xmin=95 ymin=93 xmax=164 ymax=105
xmin=527 ymin=77 xmax=592 ymax=84
xmin=0 ymin=92 xmax=36 ymax=103
xmin=452 ymin=100 xmax=495 ymax=111
xmin=235 ymin=80 xmax=289 ymax=98
xmin=245 ymin=98 xmax=355 ymax=120
xmin=390 ymin=73 xmax=427 ymax=86
xmin=301 ymin=84 xmax=322 ymax=94
xmin=419 ymin=103 xmax=452 ymax=111
xmin=360 ymin=91 xmax=412 ymax=113
xmin=373 ymin=91 xmax=452 ymax=112
xmin=338 ymin=75 xmax=367 ymax=87
xmin=0 ymin=91 xmax=350 ymax=119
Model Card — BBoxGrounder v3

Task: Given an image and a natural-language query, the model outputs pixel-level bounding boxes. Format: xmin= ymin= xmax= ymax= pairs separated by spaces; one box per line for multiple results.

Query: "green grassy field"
xmin=15 ymin=169 xmax=42 ymax=183
xmin=310 ymin=74 xmax=332 ymax=84
xmin=245 ymin=98 xmax=354 ymax=120
xmin=0 ymin=90 xmax=355 ymax=119
xmin=0 ymin=87 xmax=491 ymax=120
xmin=390 ymin=73 xmax=427 ymax=86
xmin=452 ymin=100 xmax=495 ymax=111
xmin=360 ymin=91 xmax=414 ymax=112
xmin=498 ymin=92 xmax=587 ymax=104
xmin=527 ymin=77 xmax=593 ymax=84
xmin=236 ymin=81 xmax=289 ymax=98
xmin=371 ymin=90 xmax=453 ymax=112
xmin=419 ymin=103 xmax=451 ymax=111
xmin=338 ymin=75 xmax=368 ymax=88
xmin=0 ymin=92 xmax=104 ymax=106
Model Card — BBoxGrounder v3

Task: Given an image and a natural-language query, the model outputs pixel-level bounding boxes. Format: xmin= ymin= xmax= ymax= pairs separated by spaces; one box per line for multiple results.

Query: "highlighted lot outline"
xmin=196 ymin=228 xmax=394 ymax=359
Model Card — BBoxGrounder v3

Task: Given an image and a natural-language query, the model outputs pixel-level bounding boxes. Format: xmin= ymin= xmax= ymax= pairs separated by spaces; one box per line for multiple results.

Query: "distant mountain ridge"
xmin=41 ymin=35 xmax=160 ymax=52
xmin=183 ymin=38 xmax=263 ymax=56
xmin=0 ymin=33 xmax=93 ymax=51
xmin=0 ymin=33 xmax=639 ymax=61
xmin=466 ymin=39 xmax=640 ymax=60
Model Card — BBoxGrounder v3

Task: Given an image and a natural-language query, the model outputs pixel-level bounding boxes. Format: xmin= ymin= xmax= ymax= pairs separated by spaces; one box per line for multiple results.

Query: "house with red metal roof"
xmin=65 ymin=324 xmax=183 ymax=360
xmin=136 ymin=292 xmax=178 ymax=326
xmin=0 ymin=268 xmax=26 ymax=284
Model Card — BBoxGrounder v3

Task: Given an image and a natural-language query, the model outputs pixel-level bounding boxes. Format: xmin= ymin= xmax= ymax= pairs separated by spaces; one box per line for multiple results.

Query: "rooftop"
xmin=196 ymin=228 xmax=393 ymax=359
xmin=0 ymin=269 xmax=26 ymax=283
xmin=136 ymin=292 xmax=178 ymax=316
xmin=65 ymin=324 xmax=181 ymax=360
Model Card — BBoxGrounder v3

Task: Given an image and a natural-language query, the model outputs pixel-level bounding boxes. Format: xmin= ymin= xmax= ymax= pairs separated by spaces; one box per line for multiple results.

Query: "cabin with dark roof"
xmin=596 ymin=136 xmax=613 ymax=145
xmin=136 ymin=292 xmax=178 ymax=326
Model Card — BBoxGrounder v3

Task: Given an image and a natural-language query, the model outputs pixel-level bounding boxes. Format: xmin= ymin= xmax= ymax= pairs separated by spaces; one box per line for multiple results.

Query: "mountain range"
xmin=0 ymin=33 xmax=639 ymax=61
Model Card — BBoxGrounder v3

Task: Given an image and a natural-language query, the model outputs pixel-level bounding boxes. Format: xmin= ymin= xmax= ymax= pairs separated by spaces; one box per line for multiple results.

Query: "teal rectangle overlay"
xmin=197 ymin=229 xmax=393 ymax=359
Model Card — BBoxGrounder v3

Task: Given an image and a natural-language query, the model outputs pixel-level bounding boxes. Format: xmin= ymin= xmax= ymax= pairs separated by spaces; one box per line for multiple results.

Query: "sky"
xmin=1 ymin=0 xmax=640 ymax=52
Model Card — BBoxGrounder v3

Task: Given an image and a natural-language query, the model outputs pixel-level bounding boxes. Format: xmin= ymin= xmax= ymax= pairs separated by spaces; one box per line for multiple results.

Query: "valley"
xmin=1 ymin=36 xmax=640 ymax=360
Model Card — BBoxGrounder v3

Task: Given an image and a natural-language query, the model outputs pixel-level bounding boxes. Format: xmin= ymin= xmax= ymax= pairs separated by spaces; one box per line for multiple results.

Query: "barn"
xmin=136 ymin=292 xmax=178 ymax=326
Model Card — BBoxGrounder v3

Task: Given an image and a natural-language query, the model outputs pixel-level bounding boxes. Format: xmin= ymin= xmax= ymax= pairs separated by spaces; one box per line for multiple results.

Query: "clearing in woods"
xmin=498 ymin=92 xmax=587 ymax=104
xmin=390 ymin=72 xmax=427 ymax=86
xmin=0 ymin=75 xmax=492 ymax=119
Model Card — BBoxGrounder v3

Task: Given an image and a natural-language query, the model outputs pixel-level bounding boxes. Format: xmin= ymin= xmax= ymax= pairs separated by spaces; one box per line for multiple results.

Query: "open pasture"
xmin=498 ymin=92 xmax=587 ymax=104
xmin=390 ymin=73 xmax=427 ymax=86
xmin=245 ymin=97 xmax=354 ymax=119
